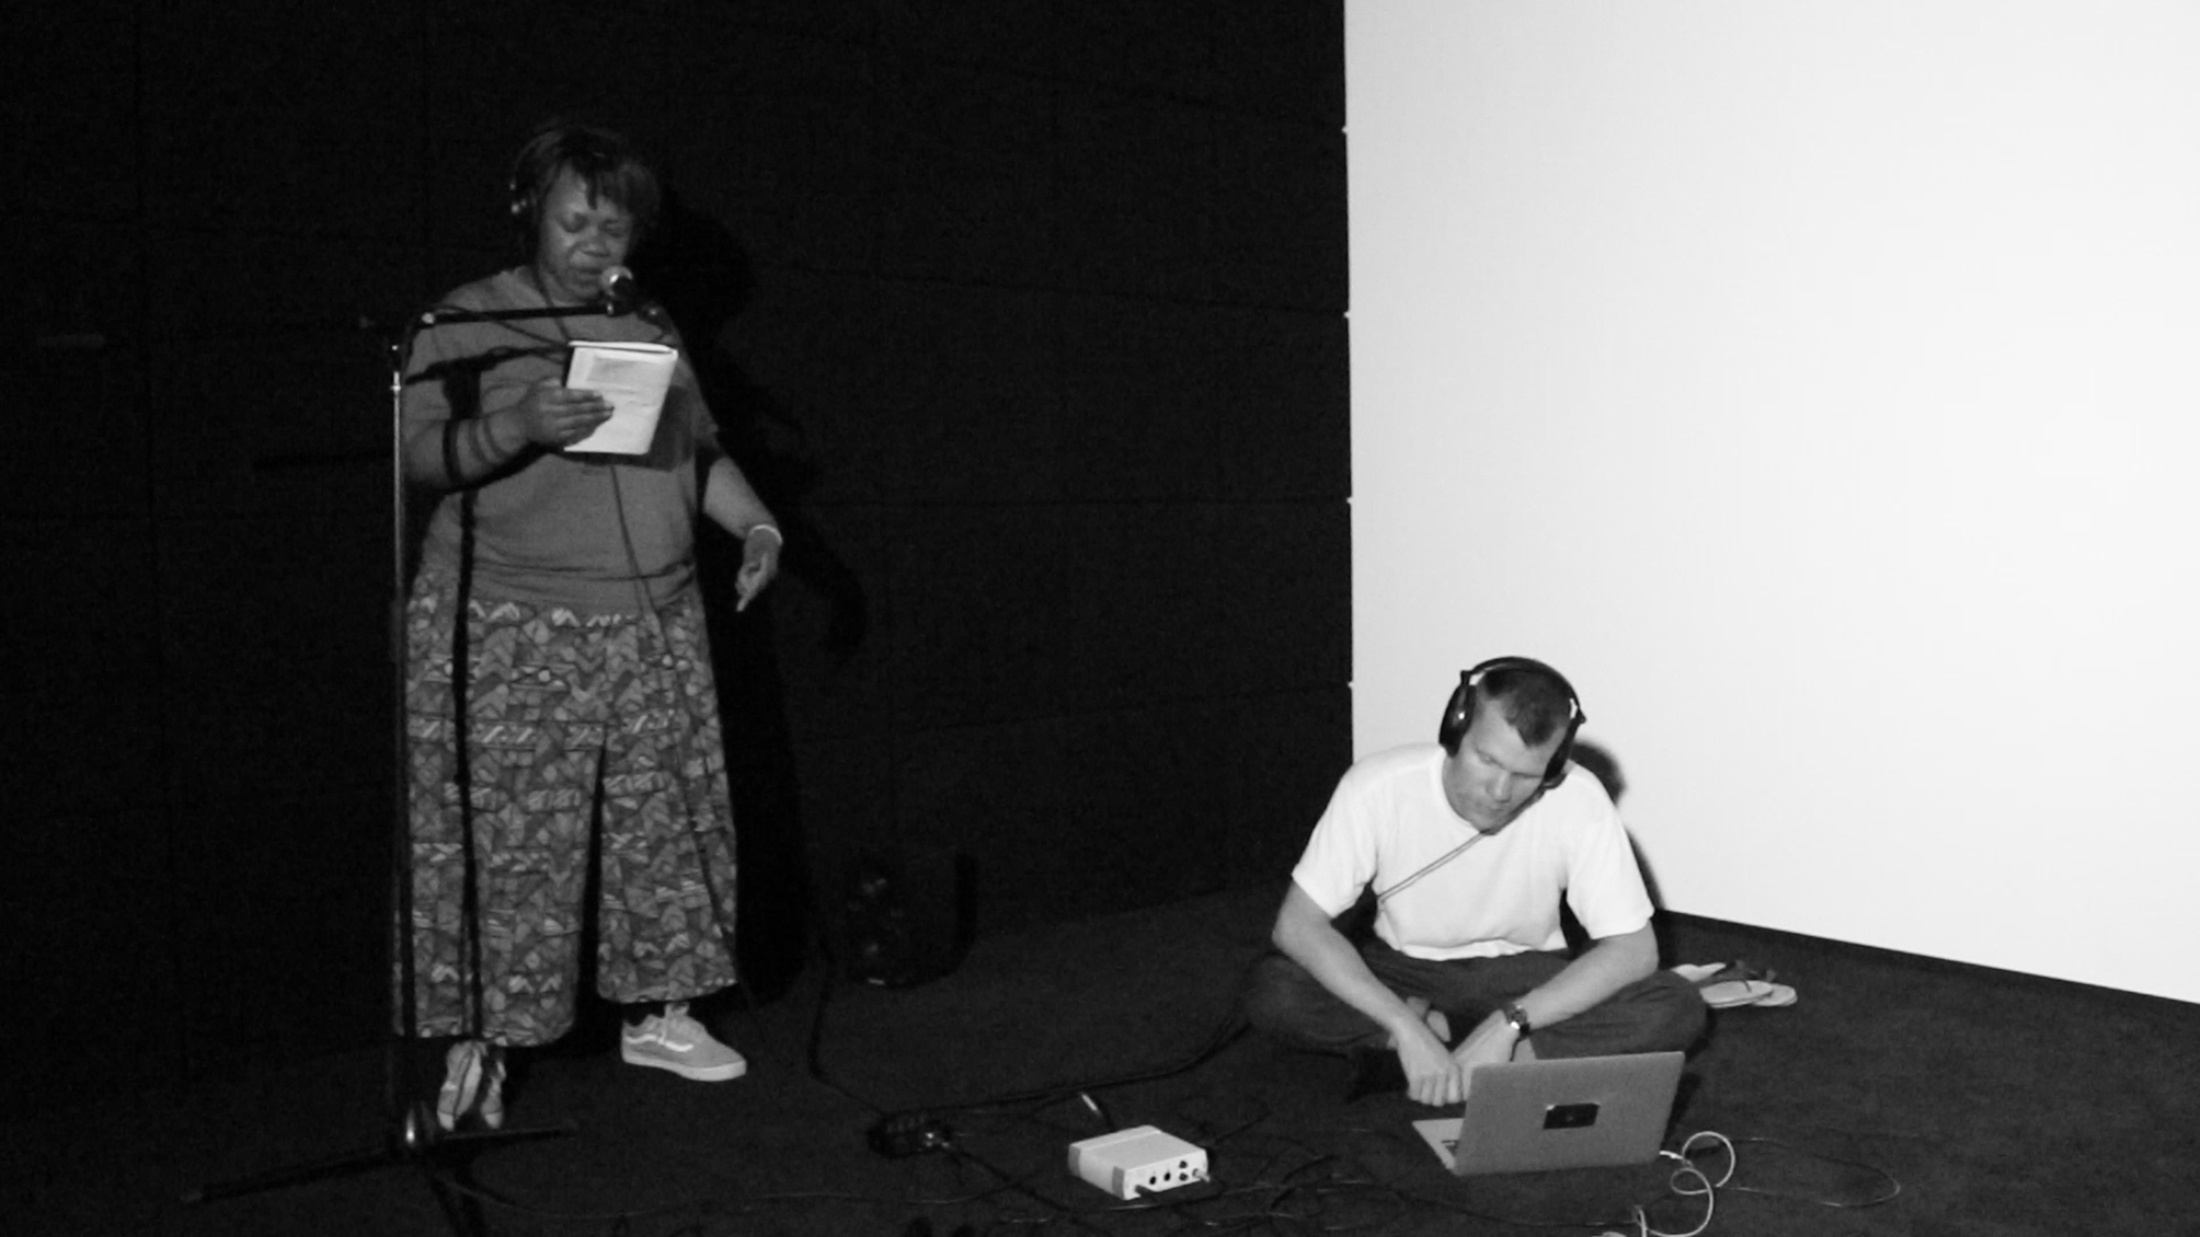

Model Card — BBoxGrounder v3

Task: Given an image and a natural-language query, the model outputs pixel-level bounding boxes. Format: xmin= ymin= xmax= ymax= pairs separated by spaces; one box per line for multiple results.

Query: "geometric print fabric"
xmin=399 ymin=567 xmax=740 ymax=1046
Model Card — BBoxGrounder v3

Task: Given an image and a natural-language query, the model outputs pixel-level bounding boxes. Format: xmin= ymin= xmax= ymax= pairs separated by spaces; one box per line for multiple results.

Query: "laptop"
xmin=1411 ymin=1051 xmax=1685 ymax=1175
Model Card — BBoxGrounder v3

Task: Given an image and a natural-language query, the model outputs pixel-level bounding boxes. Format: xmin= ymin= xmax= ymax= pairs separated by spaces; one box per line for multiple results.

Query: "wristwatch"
xmin=1502 ymin=1002 xmax=1533 ymax=1037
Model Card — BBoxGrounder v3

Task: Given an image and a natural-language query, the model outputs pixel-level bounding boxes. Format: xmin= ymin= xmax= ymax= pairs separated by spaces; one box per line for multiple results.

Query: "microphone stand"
xmin=183 ymin=295 xmax=620 ymax=1227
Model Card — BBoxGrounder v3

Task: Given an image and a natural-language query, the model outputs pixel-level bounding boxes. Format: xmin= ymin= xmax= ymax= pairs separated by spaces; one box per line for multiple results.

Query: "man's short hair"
xmin=1474 ymin=662 xmax=1577 ymax=748
xmin=507 ymin=122 xmax=662 ymax=249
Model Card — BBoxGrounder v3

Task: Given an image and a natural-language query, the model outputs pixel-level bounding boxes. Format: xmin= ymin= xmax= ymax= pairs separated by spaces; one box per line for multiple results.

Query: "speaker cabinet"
xmin=839 ymin=846 xmax=975 ymax=987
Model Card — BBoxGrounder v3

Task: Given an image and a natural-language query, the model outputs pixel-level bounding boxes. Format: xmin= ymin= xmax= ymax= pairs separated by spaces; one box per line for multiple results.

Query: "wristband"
xmin=1503 ymin=1002 xmax=1533 ymax=1037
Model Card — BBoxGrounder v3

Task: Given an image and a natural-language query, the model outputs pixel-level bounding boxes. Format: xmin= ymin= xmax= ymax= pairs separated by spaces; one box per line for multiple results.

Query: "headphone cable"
xmin=1374 ymin=830 xmax=1490 ymax=906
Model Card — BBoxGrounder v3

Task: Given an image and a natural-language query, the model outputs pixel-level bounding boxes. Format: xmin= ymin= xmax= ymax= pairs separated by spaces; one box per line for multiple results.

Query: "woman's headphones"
xmin=506 ymin=126 xmax=567 ymax=247
xmin=1436 ymin=656 xmax=1585 ymax=789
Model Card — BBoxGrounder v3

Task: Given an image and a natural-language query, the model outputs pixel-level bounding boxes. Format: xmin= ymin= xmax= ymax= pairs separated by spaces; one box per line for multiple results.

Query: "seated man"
xmin=1242 ymin=657 xmax=1705 ymax=1107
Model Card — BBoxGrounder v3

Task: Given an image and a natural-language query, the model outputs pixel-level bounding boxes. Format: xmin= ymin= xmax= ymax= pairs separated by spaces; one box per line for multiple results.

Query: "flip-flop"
xmin=1698 ymin=978 xmax=1779 ymax=1008
xmin=1748 ymin=982 xmax=1797 ymax=1008
xmin=1677 ymin=960 xmax=1797 ymax=1009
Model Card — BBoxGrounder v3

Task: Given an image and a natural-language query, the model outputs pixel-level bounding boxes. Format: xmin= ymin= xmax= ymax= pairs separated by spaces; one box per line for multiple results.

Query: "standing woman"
xmin=399 ymin=122 xmax=781 ymax=1128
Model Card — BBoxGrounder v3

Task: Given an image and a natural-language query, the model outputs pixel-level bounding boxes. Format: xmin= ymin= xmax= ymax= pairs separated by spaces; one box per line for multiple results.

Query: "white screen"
xmin=1348 ymin=0 xmax=2200 ymax=1003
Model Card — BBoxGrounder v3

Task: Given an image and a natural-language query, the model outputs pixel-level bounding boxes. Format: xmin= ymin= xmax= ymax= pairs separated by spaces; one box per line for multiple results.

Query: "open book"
xmin=562 ymin=340 xmax=678 ymax=454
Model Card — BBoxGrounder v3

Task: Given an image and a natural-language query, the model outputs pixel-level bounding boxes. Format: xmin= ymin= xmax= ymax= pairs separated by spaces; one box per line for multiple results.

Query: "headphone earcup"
xmin=508 ymin=179 xmax=535 ymax=249
xmin=1437 ymin=672 xmax=1474 ymax=753
xmin=507 ymin=125 xmax=557 ymax=251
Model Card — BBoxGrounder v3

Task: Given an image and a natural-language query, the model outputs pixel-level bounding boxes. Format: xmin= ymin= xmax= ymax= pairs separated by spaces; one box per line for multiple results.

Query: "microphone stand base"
xmin=183 ymin=1094 xmax=577 ymax=1220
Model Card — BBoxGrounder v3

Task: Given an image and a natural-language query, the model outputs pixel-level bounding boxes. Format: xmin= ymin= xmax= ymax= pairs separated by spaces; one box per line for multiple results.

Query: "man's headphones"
xmin=1436 ymin=656 xmax=1586 ymax=790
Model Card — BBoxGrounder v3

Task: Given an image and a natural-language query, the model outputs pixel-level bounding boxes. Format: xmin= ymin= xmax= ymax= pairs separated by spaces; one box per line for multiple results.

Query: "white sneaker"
xmin=620 ymin=1002 xmax=748 ymax=1082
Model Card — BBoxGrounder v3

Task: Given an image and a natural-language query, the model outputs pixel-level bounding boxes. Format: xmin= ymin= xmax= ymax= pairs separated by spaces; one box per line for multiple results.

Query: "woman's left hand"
xmin=735 ymin=527 xmax=782 ymax=611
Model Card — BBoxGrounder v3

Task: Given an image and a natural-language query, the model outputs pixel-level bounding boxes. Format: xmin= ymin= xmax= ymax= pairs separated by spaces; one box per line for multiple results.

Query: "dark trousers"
xmin=1241 ymin=937 xmax=1706 ymax=1061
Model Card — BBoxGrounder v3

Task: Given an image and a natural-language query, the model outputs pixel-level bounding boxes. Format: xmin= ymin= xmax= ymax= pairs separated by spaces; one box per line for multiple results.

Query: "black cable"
xmin=938 ymin=1141 xmax=1119 ymax=1237
xmin=803 ymin=964 xmax=1251 ymax=1127
xmin=1681 ymin=1133 xmax=1903 ymax=1208
xmin=781 ymin=888 xmax=899 ymax=1116
xmin=972 ymin=1005 xmax=1250 ymax=1114
xmin=597 ymin=301 xmax=756 ymax=1037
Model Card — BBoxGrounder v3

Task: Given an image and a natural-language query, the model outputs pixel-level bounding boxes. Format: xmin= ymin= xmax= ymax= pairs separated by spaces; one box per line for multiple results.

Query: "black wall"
xmin=5 ymin=0 xmax=1349 ymax=1109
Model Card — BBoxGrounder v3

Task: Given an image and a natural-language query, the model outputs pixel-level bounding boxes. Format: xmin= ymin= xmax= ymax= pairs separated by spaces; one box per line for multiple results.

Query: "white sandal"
xmin=436 ymin=1040 xmax=506 ymax=1130
xmin=1675 ymin=960 xmax=1798 ymax=1009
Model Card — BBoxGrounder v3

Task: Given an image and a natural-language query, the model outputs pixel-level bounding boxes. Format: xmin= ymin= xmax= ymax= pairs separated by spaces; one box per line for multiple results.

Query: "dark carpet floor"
xmin=5 ymin=885 xmax=2195 ymax=1236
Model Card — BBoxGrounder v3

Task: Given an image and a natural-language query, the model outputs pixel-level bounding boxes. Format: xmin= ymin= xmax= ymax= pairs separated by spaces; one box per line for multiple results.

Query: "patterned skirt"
xmin=397 ymin=567 xmax=739 ymax=1045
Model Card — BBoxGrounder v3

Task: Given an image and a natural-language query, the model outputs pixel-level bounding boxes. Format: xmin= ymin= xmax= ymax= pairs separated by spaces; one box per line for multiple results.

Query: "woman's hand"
xmin=735 ymin=527 xmax=782 ymax=611
xmin=516 ymin=379 xmax=614 ymax=448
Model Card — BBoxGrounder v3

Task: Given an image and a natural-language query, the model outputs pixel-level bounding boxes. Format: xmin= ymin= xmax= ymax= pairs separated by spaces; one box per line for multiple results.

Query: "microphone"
xmin=600 ymin=265 xmax=668 ymax=327
xmin=601 ymin=265 xmax=641 ymax=316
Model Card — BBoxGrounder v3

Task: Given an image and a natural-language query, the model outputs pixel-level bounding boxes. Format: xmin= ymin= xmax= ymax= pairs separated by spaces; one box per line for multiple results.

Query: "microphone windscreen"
xmin=601 ymin=265 xmax=639 ymax=315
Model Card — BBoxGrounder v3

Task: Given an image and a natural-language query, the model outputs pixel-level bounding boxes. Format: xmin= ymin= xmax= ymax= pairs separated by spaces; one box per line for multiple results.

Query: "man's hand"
xmin=1397 ymin=1022 xmax=1467 ymax=1107
xmin=1446 ymin=1011 xmax=1522 ymax=1088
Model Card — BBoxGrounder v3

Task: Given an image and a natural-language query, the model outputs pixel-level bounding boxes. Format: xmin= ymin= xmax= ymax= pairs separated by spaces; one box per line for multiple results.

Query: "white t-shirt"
xmin=1290 ymin=744 xmax=1654 ymax=961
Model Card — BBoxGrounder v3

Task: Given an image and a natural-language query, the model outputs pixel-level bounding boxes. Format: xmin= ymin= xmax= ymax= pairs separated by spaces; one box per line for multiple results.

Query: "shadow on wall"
xmin=1565 ymin=739 xmax=1677 ymax=963
xmin=638 ymin=189 xmax=872 ymax=1001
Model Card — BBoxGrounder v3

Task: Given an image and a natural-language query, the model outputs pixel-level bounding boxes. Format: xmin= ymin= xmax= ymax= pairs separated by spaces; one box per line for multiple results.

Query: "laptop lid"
xmin=1411 ymin=1051 xmax=1684 ymax=1176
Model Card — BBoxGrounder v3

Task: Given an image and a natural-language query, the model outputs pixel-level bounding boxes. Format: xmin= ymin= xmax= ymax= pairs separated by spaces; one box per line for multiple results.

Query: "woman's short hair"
xmin=507 ymin=122 xmax=661 ymax=248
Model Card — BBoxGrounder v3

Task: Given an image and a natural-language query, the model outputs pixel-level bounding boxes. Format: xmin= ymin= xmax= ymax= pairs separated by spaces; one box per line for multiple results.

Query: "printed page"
xmin=564 ymin=341 xmax=677 ymax=454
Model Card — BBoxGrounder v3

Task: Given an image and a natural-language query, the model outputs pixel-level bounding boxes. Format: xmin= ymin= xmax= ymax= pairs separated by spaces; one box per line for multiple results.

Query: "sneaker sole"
xmin=620 ymin=1041 xmax=748 ymax=1082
